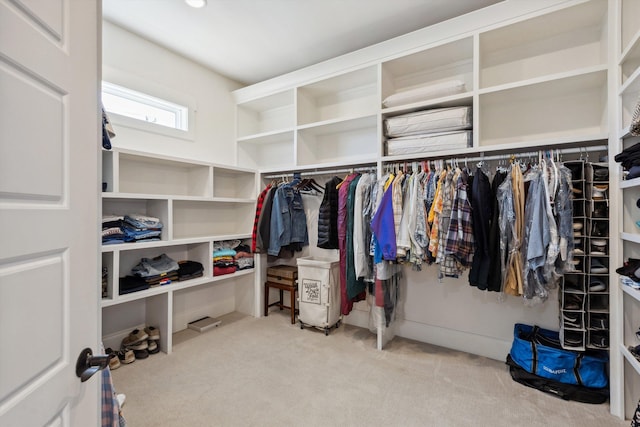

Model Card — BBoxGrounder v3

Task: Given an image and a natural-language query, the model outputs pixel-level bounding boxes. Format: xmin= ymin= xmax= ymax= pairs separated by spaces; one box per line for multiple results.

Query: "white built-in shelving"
xmin=101 ymin=148 xmax=257 ymax=354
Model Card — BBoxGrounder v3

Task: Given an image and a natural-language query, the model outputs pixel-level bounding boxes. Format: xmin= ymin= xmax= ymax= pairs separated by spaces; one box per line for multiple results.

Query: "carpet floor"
xmin=111 ymin=311 xmax=627 ymax=427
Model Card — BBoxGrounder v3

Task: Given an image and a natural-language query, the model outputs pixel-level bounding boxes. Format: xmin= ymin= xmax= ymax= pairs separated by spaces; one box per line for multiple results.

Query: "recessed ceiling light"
xmin=185 ymin=0 xmax=207 ymax=8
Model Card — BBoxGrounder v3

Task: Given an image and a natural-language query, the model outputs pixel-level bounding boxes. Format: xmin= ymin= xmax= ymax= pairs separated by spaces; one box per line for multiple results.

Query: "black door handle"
xmin=75 ymin=347 xmax=109 ymax=382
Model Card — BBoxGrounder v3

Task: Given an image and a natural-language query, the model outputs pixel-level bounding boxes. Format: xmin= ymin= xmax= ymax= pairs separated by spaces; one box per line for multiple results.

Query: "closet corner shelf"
xmin=621 ymin=344 xmax=640 ymax=377
xmin=171 ymin=233 xmax=252 ymax=245
xmin=102 ymin=192 xmax=170 ymax=200
xmin=477 ymin=64 xmax=608 ymax=95
xmin=236 ymin=128 xmax=295 ymax=143
xmin=621 ymin=177 xmax=640 ymax=189
xmin=297 ymin=113 xmax=377 ymax=133
xmin=101 ymin=269 xmax=255 ymax=308
xmin=101 ymin=239 xmax=171 ymax=253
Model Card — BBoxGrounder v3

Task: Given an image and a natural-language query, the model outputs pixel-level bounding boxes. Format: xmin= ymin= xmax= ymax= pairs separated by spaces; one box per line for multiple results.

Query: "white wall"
xmin=102 ymin=20 xmax=241 ymax=165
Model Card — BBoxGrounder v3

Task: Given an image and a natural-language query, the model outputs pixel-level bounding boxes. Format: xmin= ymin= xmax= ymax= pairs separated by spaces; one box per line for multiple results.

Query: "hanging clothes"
xmin=499 ymin=163 xmax=525 ymax=296
xmin=267 ymin=176 xmax=309 ymax=257
xmin=251 ymin=183 xmax=272 ymax=253
xmin=338 ymin=173 xmax=359 ymax=315
xmin=317 ymin=176 xmax=342 ymax=249
xmin=469 ymin=166 xmax=492 ymax=289
xmin=486 ymin=169 xmax=508 ymax=292
xmin=346 ymin=175 xmax=366 ymax=302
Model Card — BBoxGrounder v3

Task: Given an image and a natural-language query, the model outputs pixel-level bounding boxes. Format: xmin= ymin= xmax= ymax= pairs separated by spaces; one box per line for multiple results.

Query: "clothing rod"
xmin=263 ymin=166 xmax=376 ymax=179
xmin=385 ymin=145 xmax=608 ymax=166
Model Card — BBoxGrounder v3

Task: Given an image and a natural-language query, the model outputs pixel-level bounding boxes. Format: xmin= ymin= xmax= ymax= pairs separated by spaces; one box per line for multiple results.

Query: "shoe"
xmin=590 ymin=315 xmax=609 ymax=329
xmin=117 ymin=393 xmax=126 ymax=408
xmin=122 ymin=328 xmax=149 ymax=348
xmin=572 ymin=187 xmax=583 ymax=196
xmin=117 ymin=347 xmax=135 ymax=364
xmin=573 ymin=222 xmax=583 ymax=231
xmin=591 ymin=222 xmax=609 ymax=237
xmin=133 ymin=348 xmax=149 ymax=359
xmin=592 ymin=206 xmax=609 ymax=218
xmin=563 ymin=312 xmax=581 ymax=328
xmin=563 ymin=277 xmax=582 ymax=292
xmin=589 ymin=279 xmax=607 ymax=292
xmin=590 ymin=240 xmax=607 ymax=255
xmin=592 ymin=184 xmax=608 ymax=200
xmin=616 ymin=258 xmax=640 ymax=277
xmin=122 ymin=338 xmax=148 ymax=351
xmin=590 ymin=259 xmax=608 ymax=274
xmin=563 ymin=293 xmax=584 ymax=310
xmin=564 ymin=334 xmax=584 ymax=346
xmin=593 ymin=167 xmax=609 ymax=181
xmin=106 ymin=348 xmax=120 ymax=370
xmin=573 ymin=247 xmax=584 ymax=255
xmin=147 ymin=339 xmax=159 ymax=354
xmin=590 ymin=333 xmax=608 ymax=349
xmin=144 ymin=326 xmax=160 ymax=341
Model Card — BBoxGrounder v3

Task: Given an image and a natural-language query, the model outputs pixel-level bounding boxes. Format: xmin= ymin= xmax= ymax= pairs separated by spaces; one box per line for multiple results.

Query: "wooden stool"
xmin=264 ymin=281 xmax=298 ymax=324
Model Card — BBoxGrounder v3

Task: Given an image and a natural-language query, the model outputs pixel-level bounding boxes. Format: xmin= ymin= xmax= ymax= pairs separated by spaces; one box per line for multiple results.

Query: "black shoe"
xmin=133 ymin=348 xmax=149 ymax=359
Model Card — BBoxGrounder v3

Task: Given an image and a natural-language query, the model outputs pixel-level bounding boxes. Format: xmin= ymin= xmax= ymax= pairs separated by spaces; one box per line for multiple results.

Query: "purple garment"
xmin=338 ymin=174 xmax=358 ymax=316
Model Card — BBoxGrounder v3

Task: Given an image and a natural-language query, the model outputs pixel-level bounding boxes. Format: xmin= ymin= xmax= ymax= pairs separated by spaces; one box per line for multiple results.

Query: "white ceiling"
xmin=102 ymin=0 xmax=502 ymax=86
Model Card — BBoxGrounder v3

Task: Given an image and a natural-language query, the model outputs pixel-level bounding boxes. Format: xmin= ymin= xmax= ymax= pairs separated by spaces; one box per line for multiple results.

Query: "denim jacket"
xmin=267 ymin=182 xmax=308 ymax=256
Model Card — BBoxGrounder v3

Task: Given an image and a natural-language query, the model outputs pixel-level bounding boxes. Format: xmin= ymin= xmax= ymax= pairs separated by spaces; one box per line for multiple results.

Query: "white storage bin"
xmin=296 ymin=256 xmax=341 ymax=335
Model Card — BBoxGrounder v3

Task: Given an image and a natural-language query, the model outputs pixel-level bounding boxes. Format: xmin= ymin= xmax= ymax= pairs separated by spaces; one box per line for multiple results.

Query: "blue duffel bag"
xmin=509 ymin=323 xmax=608 ymax=389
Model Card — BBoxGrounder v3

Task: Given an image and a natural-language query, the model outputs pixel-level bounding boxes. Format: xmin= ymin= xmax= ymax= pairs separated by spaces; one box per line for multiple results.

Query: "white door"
xmin=0 ymin=0 xmax=101 ymax=425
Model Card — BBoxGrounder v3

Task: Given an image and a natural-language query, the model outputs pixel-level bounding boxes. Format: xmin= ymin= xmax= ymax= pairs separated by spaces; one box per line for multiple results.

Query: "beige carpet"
xmin=111 ymin=312 xmax=626 ymax=427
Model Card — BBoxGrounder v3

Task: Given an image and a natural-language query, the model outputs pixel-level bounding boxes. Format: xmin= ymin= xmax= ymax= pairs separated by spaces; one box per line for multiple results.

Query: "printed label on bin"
xmin=302 ymin=279 xmax=321 ymax=304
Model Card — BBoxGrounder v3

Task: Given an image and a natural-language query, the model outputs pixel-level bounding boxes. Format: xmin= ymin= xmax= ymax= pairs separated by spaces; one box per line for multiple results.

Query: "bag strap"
xmin=530 ymin=340 xmax=538 ymax=374
xmin=573 ymin=353 xmax=584 ymax=387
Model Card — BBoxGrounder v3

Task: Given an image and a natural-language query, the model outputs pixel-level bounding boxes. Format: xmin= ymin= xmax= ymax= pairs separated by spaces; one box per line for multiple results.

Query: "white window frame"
xmin=102 ymin=81 xmax=195 ymax=141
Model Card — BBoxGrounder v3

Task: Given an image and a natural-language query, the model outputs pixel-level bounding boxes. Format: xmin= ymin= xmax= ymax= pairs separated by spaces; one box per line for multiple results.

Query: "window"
xmin=102 ymin=82 xmax=190 ymax=134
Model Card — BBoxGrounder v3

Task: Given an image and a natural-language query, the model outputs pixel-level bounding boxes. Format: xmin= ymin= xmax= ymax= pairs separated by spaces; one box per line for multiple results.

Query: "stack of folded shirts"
xmin=131 ymin=253 xmax=179 ymax=287
xmin=213 ymin=248 xmax=237 ymax=276
xmin=234 ymin=244 xmax=254 ymax=270
xmin=102 ymin=214 xmax=125 ymax=245
xmin=119 ymin=275 xmax=149 ymax=295
xmin=384 ymin=106 xmax=472 ymax=156
xmin=122 ymin=214 xmax=163 ymax=243
xmin=177 ymin=260 xmax=204 ymax=281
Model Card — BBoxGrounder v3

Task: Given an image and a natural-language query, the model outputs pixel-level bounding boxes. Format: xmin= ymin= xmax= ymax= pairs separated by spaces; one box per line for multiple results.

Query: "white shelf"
xmin=479 ymin=0 xmax=607 ymax=89
xmin=237 ymin=89 xmax=294 ymax=138
xmin=236 ymin=128 xmax=295 ymax=143
xmin=101 ymin=149 xmax=257 ymax=355
xmin=381 ymin=92 xmax=473 ymax=117
xmin=621 ymin=177 xmax=640 ymax=189
xmin=621 ymin=344 xmax=640 ymax=377
xmin=622 ymin=282 xmax=640 ymax=304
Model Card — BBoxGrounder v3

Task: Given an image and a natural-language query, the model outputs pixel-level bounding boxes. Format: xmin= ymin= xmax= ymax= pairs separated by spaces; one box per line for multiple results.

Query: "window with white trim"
xmin=102 ymin=82 xmax=189 ymax=133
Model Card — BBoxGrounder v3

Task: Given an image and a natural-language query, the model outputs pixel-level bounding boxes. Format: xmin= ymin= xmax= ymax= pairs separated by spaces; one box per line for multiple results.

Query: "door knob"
xmin=75 ymin=348 xmax=109 ymax=382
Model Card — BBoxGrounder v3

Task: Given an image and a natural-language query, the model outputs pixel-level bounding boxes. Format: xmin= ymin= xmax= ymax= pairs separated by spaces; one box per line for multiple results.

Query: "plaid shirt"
xmin=445 ymin=169 xmax=474 ymax=268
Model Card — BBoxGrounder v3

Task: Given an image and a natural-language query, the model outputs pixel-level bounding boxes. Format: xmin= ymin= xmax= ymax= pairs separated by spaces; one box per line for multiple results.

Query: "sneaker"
xmin=593 ymin=167 xmax=609 ymax=181
xmin=591 ymin=222 xmax=609 ymax=237
xmin=592 ymin=184 xmax=608 ymax=200
xmin=590 ymin=334 xmax=609 ymax=349
xmin=122 ymin=328 xmax=149 ymax=349
xmin=106 ymin=348 xmax=120 ymax=370
xmin=147 ymin=339 xmax=159 ymax=354
xmin=133 ymin=348 xmax=149 ymax=359
xmin=590 ymin=259 xmax=608 ymax=274
xmin=117 ymin=393 xmax=126 ymax=408
xmin=563 ymin=312 xmax=581 ymax=328
xmin=591 ymin=315 xmax=609 ymax=329
xmin=589 ymin=279 xmax=607 ymax=292
xmin=573 ymin=247 xmax=584 ymax=255
xmin=144 ymin=326 xmax=160 ymax=341
xmin=573 ymin=222 xmax=583 ymax=231
xmin=117 ymin=347 xmax=135 ymax=364
xmin=122 ymin=338 xmax=148 ymax=351
xmin=563 ymin=293 xmax=584 ymax=310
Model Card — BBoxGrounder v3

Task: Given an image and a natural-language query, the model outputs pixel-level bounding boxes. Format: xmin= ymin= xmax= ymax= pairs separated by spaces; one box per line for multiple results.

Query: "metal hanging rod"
xmin=263 ymin=165 xmax=377 ymax=180
xmin=383 ymin=145 xmax=608 ymax=167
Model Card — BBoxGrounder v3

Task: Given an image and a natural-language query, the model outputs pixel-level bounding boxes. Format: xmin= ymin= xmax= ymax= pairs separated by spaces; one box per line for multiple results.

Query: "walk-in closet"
xmin=3 ymin=0 xmax=640 ymax=425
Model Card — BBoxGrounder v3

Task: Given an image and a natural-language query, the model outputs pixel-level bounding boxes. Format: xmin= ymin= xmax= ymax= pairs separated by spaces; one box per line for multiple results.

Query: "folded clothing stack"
xmin=384 ymin=106 xmax=472 ymax=156
xmin=119 ymin=254 xmax=180 ymax=294
xmin=102 ymin=214 xmax=125 ymax=245
xmin=102 ymin=213 xmax=163 ymax=244
xmin=234 ymin=243 xmax=254 ymax=270
xmin=213 ymin=248 xmax=237 ymax=276
xmin=177 ymin=260 xmax=204 ymax=281
xmin=122 ymin=214 xmax=163 ymax=243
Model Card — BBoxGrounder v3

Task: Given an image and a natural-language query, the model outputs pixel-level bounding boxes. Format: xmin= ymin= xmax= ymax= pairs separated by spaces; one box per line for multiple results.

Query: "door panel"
xmin=0 ymin=0 xmax=100 ymax=425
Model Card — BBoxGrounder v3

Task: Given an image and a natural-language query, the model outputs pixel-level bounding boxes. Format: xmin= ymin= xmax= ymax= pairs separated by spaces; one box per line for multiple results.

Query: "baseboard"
xmin=394 ymin=319 xmax=511 ymax=362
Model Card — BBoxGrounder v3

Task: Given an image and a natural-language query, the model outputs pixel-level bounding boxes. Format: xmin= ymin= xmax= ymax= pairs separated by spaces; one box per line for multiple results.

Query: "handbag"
xmin=509 ymin=323 xmax=608 ymax=389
